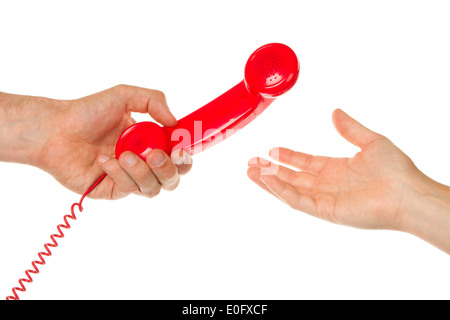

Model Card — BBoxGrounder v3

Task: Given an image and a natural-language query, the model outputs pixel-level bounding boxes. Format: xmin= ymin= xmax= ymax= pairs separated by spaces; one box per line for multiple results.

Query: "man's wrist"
xmin=0 ymin=92 xmax=67 ymax=167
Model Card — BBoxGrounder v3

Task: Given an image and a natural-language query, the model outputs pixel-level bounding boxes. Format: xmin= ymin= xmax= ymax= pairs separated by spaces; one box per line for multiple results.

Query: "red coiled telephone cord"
xmin=6 ymin=173 xmax=107 ymax=300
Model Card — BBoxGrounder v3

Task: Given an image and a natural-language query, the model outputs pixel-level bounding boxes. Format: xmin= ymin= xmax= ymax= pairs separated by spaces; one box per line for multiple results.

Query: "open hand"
xmin=248 ymin=109 xmax=424 ymax=231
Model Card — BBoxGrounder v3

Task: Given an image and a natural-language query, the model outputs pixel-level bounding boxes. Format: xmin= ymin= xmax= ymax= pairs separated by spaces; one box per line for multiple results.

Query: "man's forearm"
xmin=0 ymin=92 xmax=63 ymax=166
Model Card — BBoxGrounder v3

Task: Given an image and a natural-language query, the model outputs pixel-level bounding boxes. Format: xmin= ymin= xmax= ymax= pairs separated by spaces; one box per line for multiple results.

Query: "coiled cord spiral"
xmin=6 ymin=173 xmax=107 ymax=300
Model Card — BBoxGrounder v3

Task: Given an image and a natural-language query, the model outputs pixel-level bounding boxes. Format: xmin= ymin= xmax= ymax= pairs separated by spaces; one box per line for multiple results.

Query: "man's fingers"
xmin=171 ymin=149 xmax=193 ymax=175
xmin=97 ymin=154 xmax=139 ymax=198
xmin=118 ymin=151 xmax=162 ymax=198
xmin=113 ymin=84 xmax=177 ymax=127
xmin=146 ymin=149 xmax=180 ymax=191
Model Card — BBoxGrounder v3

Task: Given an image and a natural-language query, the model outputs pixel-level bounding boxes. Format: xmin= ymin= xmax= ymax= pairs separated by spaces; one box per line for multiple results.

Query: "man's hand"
xmin=0 ymin=85 xmax=192 ymax=199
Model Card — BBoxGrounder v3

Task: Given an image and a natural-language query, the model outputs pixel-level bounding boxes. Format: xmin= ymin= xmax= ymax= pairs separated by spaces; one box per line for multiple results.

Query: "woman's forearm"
xmin=401 ymin=174 xmax=450 ymax=254
xmin=0 ymin=92 xmax=64 ymax=167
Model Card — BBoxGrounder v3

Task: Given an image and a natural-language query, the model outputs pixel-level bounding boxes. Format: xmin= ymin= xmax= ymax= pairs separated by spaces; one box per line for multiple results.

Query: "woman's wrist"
xmin=400 ymin=173 xmax=450 ymax=254
xmin=0 ymin=92 xmax=68 ymax=168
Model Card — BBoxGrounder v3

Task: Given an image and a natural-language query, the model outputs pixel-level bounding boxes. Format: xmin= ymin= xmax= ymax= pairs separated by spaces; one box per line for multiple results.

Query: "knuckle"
xmin=130 ymin=168 xmax=149 ymax=182
xmin=125 ymin=184 xmax=140 ymax=194
xmin=113 ymin=84 xmax=128 ymax=92
xmin=102 ymin=160 xmax=121 ymax=176
xmin=304 ymin=154 xmax=314 ymax=170
xmin=153 ymin=89 xmax=166 ymax=99
xmin=144 ymin=186 xmax=161 ymax=198
xmin=163 ymin=177 xmax=180 ymax=191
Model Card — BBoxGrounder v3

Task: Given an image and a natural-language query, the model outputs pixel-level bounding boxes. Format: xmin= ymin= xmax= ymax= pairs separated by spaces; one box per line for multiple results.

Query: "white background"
xmin=0 ymin=0 xmax=449 ymax=300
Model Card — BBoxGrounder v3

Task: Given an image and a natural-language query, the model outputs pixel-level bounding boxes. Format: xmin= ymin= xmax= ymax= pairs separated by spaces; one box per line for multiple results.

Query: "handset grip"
xmin=115 ymin=82 xmax=273 ymax=159
xmin=165 ymin=81 xmax=274 ymax=155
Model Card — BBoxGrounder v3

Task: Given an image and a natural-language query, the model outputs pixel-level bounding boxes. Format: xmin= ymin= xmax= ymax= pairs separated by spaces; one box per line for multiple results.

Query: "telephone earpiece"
xmin=115 ymin=43 xmax=300 ymax=159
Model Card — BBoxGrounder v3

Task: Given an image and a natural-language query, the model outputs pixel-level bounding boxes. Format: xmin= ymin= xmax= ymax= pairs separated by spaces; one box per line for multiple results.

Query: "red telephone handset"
xmin=6 ymin=43 xmax=299 ymax=301
xmin=115 ymin=43 xmax=299 ymax=159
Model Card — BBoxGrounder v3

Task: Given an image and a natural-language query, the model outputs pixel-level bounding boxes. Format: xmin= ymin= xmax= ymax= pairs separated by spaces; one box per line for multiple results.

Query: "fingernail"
xmin=269 ymin=147 xmax=280 ymax=161
xmin=151 ymin=152 xmax=166 ymax=167
xmin=125 ymin=153 xmax=137 ymax=167
xmin=171 ymin=150 xmax=192 ymax=165
xmin=269 ymin=148 xmax=278 ymax=156
xmin=254 ymin=157 xmax=271 ymax=167
xmin=248 ymin=157 xmax=259 ymax=166
xmin=99 ymin=155 xmax=110 ymax=163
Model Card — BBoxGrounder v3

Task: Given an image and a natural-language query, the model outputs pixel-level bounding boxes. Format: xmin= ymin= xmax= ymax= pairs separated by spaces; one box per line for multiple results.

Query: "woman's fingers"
xmin=332 ymin=108 xmax=383 ymax=148
xmin=270 ymin=147 xmax=330 ymax=174
xmin=260 ymin=174 xmax=317 ymax=215
xmin=247 ymin=156 xmax=318 ymax=214
xmin=248 ymin=157 xmax=316 ymax=192
xmin=247 ymin=166 xmax=277 ymax=196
